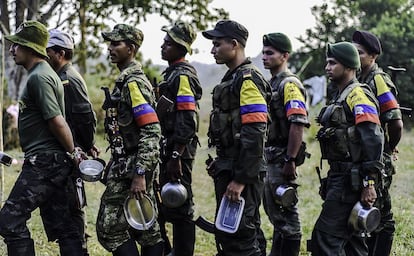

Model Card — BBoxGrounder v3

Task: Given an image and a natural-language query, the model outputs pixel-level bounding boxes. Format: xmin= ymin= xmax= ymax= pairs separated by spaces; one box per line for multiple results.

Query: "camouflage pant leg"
xmin=0 ymin=155 xmax=78 ymax=243
xmin=96 ymin=174 xmax=162 ymax=252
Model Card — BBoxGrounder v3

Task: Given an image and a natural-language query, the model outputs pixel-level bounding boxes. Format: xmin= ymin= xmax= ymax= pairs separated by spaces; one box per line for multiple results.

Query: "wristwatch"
xmin=284 ymin=155 xmax=296 ymax=163
xmin=135 ymin=167 xmax=146 ymax=176
xmin=171 ymin=151 xmax=182 ymax=159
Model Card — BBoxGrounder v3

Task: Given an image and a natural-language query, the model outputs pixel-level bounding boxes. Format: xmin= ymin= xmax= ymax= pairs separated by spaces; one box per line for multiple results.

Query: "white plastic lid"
xmin=215 ymin=196 xmax=245 ymax=233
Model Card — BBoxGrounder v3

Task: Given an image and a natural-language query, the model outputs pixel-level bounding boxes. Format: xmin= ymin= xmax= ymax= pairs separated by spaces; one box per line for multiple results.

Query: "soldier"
xmin=46 ymin=29 xmax=99 ymax=256
xmin=261 ymin=33 xmax=310 ymax=256
xmin=96 ymin=24 xmax=164 ymax=256
xmin=352 ymin=30 xmax=403 ymax=256
xmin=310 ymin=42 xmax=384 ymax=256
xmin=202 ymin=20 xmax=270 ymax=256
xmin=0 ymin=20 xmax=84 ymax=255
xmin=157 ymin=21 xmax=202 ymax=256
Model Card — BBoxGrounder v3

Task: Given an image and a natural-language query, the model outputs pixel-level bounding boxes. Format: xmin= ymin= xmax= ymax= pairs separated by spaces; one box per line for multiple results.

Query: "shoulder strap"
xmin=337 ymin=82 xmax=359 ymax=103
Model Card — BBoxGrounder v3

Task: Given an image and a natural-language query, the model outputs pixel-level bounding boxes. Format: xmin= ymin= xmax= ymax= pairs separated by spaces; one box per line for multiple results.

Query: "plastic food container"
xmin=215 ymin=196 xmax=245 ymax=233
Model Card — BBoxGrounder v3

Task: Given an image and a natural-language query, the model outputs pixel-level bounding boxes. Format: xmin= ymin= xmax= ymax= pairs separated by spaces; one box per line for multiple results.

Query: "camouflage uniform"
xmin=1 ymin=21 xmax=83 ymax=256
xmin=96 ymin=25 xmax=163 ymax=254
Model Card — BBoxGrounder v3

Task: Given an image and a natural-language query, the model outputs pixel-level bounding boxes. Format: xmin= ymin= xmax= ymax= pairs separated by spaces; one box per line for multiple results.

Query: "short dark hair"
xmin=49 ymin=45 xmax=73 ymax=60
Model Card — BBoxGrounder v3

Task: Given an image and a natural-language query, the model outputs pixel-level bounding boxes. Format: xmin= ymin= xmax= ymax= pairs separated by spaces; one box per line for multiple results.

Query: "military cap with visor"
xmin=162 ymin=21 xmax=196 ymax=55
xmin=202 ymin=20 xmax=249 ymax=47
xmin=47 ymin=29 xmax=75 ymax=50
xmin=102 ymin=24 xmax=144 ymax=47
xmin=326 ymin=42 xmax=361 ymax=69
xmin=5 ymin=20 xmax=49 ymax=58
xmin=263 ymin=32 xmax=292 ymax=53
xmin=352 ymin=30 xmax=382 ymax=55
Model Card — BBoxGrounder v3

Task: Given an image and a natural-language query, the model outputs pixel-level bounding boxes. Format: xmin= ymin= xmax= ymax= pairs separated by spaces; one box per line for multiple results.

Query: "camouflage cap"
xmin=5 ymin=20 xmax=49 ymax=58
xmin=162 ymin=21 xmax=196 ymax=54
xmin=327 ymin=42 xmax=361 ymax=69
xmin=102 ymin=24 xmax=143 ymax=46
xmin=202 ymin=20 xmax=249 ymax=47
xmin=263 ymin=33 xmax=292 ymax=53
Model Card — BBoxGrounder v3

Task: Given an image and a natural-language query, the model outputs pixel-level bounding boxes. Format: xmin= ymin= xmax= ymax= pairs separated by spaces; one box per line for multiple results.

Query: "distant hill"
xmin=190 ymin=53 xmax=271 ymax=91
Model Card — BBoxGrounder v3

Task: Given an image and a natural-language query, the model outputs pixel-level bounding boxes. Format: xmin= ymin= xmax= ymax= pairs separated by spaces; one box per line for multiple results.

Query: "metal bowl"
xmin=123 ymin=195 xmax=156 ymax=230
xmin=79 ymin=159 xmax=104 ymax=182
xmin=348 ymin=201 xmax=381 ymax=233
xmin=161 ymin=181 xmax=188 ymax=208
xmin=274 ymin=185 xmax=298 ymax=207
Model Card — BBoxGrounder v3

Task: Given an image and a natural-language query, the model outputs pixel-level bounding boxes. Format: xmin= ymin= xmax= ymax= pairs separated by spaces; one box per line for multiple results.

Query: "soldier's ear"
xmin=129 ymin=44 xmax=136 ymax=54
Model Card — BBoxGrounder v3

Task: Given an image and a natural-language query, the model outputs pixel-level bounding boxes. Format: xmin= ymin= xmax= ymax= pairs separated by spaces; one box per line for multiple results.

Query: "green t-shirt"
xmin=18 ymin=61 xmax=65 ymax=156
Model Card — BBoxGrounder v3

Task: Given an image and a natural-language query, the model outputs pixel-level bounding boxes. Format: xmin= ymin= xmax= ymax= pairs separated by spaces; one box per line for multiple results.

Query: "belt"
xmin=328 ymin=161 xmax=353 ymax=172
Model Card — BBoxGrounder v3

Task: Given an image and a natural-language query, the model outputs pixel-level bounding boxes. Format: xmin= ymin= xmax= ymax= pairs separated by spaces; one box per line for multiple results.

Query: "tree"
xmin=292 ymin=0 xmax=414 ymax=126
xmin=0 ymin=0 xmax=228 ymax=100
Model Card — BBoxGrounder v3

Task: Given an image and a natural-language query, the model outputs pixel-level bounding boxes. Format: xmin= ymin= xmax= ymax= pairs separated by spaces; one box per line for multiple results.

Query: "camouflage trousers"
xmin=96 ymin=171 xmax=162 ymax=252
xmin=0 ymin=152 xmax=80 ymax=244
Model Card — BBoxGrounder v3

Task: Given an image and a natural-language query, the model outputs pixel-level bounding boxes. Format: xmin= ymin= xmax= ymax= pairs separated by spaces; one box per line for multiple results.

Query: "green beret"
xmin=326 ymin=42 xmax=360 ymax=69
xmin=5 ymin=20 xmax=49 ymax=58
xmin=162 ymin=21 xmax=196 ymax=55
xmin=102 ymin=24 xmax=143 ymax=47
xmin=263 ymin=33 xmax=292 ymax=53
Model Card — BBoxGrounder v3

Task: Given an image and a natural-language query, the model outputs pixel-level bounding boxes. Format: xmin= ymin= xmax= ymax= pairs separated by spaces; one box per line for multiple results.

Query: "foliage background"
xmin=1 ymin=0 xmax=414 ymax=255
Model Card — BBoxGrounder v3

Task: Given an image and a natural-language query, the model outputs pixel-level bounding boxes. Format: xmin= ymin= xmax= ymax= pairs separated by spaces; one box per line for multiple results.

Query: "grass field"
xmin=0 ymin=114 xmax=413 ymax=255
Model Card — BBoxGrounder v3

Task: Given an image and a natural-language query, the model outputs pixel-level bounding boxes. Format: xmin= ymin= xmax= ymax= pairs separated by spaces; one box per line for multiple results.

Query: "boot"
xmin=269 ymin=231 xmax=282 ymax=256
xmin=142 ymin=241 xmax=164 ymax=256
xmin=59 ymin=238 xmax=84 ymax=256
xmin=172 ymin=220 xmax=195 ymax=256
xmin=280 ymin=239 xmax=300 ymax=256
xmin=7 ymin=239 xmax=35 ymax=256
xmin=113 ymin=239 xmax=139 ymax=256
xmin=368 ymin=232 xmax=394 ymax=256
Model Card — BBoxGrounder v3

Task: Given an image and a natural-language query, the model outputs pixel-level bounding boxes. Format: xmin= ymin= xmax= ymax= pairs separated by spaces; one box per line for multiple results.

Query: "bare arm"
xmin=47 ymin=115 xmax=75 ymax=153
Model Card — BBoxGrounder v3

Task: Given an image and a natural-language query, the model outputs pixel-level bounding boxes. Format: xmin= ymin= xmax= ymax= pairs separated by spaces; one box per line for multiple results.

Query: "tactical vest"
xmin=267 ymin=71 xmax=306 ymax=146
xmin=360 ymin=66 xmax=397 ymax=97
xmin=316 ymin=82 xmax=377 ymax=162
xmin=113 ymin=68 xmax=155 ymax=151
xmin=208 ymin=63 xmax=270 ymax=158
xmin=157 ymin=64 xmax=202 ymax=135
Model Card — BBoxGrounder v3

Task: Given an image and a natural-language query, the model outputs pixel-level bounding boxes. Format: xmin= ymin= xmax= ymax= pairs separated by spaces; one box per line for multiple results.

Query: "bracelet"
xmin=66 ymin=148 xmax=78 ymax=160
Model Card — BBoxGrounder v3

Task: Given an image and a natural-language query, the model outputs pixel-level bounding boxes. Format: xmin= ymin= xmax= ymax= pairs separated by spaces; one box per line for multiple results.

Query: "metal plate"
xmin=123 ymin=195 xmax=156 ymax=230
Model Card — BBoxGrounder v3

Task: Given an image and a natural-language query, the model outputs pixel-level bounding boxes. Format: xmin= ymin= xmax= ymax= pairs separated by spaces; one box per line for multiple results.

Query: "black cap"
xmin=202 ymin=20 xmax=248 ymax=47
xmin=352 ymin=30 xmax=382 ymax=55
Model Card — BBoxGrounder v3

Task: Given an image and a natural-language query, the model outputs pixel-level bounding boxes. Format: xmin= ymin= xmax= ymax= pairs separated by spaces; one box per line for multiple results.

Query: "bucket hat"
xmin=5 ymin=20 xmax=49 ymax=58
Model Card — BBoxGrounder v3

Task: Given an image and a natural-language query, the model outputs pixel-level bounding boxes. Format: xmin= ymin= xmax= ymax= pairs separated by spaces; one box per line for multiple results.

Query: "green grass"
xmin=1 ymin=120 xmax=414 ymax=255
